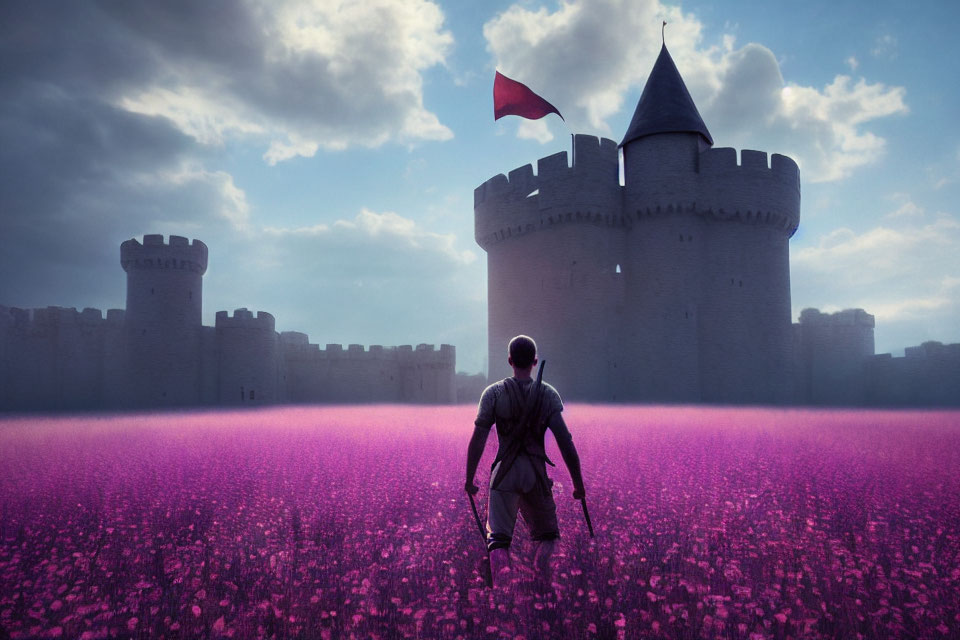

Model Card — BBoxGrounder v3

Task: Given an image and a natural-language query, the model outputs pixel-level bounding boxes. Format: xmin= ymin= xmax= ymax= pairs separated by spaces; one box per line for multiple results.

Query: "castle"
xmin=0 ymin=234 xmax=456 ymax=412
xmin=476 ymin=44 xmax=959 ymax=406
xmin=2 ymin=46 xmax=957 ymax=411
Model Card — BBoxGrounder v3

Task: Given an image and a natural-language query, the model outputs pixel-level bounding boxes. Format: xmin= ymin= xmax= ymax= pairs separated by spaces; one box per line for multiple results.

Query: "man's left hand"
xmin=464 ymin=482 xmax=480 ymax=495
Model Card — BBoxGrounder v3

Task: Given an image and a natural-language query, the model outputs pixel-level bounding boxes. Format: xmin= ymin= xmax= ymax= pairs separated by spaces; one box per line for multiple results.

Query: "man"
xmin=465 ymin=335 xmax=586 ymax=591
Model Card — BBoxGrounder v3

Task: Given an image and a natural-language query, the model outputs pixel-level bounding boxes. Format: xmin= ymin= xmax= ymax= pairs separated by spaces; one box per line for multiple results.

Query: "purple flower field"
xmin=1 ymin=405 xmax=959 ymax=639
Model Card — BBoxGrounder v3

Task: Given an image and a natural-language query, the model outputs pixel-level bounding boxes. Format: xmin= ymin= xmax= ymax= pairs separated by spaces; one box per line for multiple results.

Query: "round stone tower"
xmin=475 ymin=43 xmax=800 ymax=404
xmin=474 ymin=134 xmax=624 ymax=400
xmin=620 ymin=44 xmax=715 ymax=402
xmin=120 ymin=234 xmax=207 ymax=407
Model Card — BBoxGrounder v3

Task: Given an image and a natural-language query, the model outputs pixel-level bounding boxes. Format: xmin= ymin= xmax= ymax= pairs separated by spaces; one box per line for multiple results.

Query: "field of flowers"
xmin=1 ymin=405 xmax=959 ymax=639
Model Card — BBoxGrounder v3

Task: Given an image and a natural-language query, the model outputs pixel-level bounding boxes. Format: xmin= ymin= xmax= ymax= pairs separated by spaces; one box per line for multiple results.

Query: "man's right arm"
xmin=464 ymin=425 xmax=489 ymax=494
xmin=465 ymin=385 xmax=496 ymax=494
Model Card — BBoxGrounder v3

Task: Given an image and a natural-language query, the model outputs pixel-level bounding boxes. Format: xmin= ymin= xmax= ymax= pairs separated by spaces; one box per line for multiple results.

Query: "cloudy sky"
xmin=1 ymin=0 xmax=958 ymax=374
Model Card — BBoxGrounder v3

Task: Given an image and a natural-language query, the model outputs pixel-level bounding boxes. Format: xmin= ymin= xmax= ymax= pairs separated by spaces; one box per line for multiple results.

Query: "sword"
xmin=580 ymin=497 xmax=595 ymax=538
xmin=467 ymin=492 xmax=493 ymax=587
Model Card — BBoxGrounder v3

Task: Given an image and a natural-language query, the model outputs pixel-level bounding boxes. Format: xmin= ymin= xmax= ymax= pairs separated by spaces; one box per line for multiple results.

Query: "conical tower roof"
xmin=620 ymin=44 xmax=713 ymax=147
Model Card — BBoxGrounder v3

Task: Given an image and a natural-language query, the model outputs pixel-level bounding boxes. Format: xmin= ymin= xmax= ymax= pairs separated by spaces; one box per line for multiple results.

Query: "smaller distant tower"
xmin=121 ymin=234 xmax=207 ymax=407
xmin=795 ymin=308 xmax=875 ymax=405
xmin=215 ymin=308 xmax=281 ymax=406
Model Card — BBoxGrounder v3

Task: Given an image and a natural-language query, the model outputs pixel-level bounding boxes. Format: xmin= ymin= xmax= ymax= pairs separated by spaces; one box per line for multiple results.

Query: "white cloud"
xmin=484 ymin=0 xmax=693 ymax=133
xmin=871 ymin=33 xmax=898 ymax=59
xmin=152 ymin=164 xmax=252 ymax=230
xmin=884 ymin=200 xmax=923 ymax=220
xmin=265 ymin=208 xmax=476 ymax=266
xmin=794 ymin=217 xmax=958 ymax=280
xmin=484 ymin=0 xmax=907 ymax=182
xmin=845 ymin=56 xmax=859 ymax=71
xmin=117 ymin=0 xmax=454 ymax=159
xmin=224 ymin=208 xmax=483 ymax=366
xmin=119 ymin=87 xmax=266 ymax=147
xmin=263 ymin=134 xmax=322 ymax=165
xmin=516 ymin=119 xmax=554 ymax=144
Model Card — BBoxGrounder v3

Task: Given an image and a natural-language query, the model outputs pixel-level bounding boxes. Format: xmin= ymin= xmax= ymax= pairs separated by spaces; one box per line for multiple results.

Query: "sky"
xmin=1 ymin=0 xmax=958 ymax=376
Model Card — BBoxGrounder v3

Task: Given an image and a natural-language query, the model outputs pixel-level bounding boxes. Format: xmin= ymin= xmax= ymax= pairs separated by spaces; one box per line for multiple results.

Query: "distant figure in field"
xmin=465 ymin=335 xmax=586 ymax=592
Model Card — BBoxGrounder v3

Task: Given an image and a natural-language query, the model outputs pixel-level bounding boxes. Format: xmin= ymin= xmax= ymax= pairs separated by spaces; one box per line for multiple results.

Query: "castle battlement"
xmin=277 ymin=335 xmax=451 ymax=362
xmin=121 ymin=234 xmax=208 ymax=275
xmin=799 ymin=308 xmax=876 ymax=328
xmin=473 ymin=134 xmax=626 ymax=248
xmin=283 ymin=342 xmax=455 ymax=360
xmin=475 ymin=135 xmax=619 ymax=205
xmin=475 ymin=135 xmax=623 ymax=250
xmin=318 ymin=343 xmax=392 ymax=359
xmin=902 ymin=341 xmax=960 ymax=359
xmin=475 ymin=132 xmax=801 ymax=250
xmin=690 ymin=148 xmax=800 ymax=236
xmin=403 ymin=343 xmax=456 ymax=364
xmin=215 ymin=308 xmax=276 ymax=331
xmin=3 ymin=306 xmax=116 ymax=331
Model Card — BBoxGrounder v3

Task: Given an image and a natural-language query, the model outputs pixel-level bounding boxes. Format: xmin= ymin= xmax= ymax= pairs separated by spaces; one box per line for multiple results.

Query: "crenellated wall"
xmin=476 ymin=130 xmax=801 ymax=403
xmin=279 ymin=334 xmax=455 ymax=404
xmin=0 ymin=234 xmax=458 ymax=412
xmin=0 ymin=306 xmax=125 ymax=411
xmin=694 ymin=148 xmax=800 ymax=235
xmin=475 ymin=134 xmax=623 ymax=252
xmin=866 ymin=342 xmax=960 ymax=407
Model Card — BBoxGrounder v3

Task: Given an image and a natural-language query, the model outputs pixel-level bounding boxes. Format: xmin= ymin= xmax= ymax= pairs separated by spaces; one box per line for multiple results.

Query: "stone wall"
xmin=0 ymin=234 xmax=458 ymax=412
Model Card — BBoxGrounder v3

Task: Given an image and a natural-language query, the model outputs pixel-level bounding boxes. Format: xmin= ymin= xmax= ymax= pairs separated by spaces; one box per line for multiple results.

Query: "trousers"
xmin=486 ymin=453 xmax=559 ymax=551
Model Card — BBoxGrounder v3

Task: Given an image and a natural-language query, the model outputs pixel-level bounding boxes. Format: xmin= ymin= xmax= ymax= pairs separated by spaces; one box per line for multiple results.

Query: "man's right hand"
xmin=464 ymin=482 xmax=480 ymax=495
xmin=572 ymin=487 xmax=585 ymax=500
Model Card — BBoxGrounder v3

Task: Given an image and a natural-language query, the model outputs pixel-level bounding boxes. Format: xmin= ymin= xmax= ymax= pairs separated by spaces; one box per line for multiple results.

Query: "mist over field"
xmin=1 ymin=406 xmax=958 ymax=639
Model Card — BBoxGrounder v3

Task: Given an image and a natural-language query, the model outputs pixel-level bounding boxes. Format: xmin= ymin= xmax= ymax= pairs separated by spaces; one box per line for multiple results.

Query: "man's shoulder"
xmin=480 ymin=377 xmax=561 ymax=402
xmin=540 ymin=380 xmax=561 ymax=396
xmin=481 ymin=379 xmax=505 ymax=396
xmin=540 ymin=381 xmax=563 ymax=409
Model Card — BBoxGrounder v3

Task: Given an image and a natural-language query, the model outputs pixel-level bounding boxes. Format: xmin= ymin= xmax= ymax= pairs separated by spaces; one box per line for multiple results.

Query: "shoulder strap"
xmin=502 ymin=377 xmax=525 ymax=421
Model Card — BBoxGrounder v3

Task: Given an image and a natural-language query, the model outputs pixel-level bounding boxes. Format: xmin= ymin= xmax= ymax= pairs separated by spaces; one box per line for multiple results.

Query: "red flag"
xmin=493 ymin=71 xmax=563 ymax=121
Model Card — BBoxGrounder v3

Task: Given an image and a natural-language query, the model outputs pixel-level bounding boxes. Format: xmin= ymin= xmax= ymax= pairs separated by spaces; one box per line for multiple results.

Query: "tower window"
xmin=142 ymin=329 xmax=146 ymax=336
xmin=151 ymin=288 xmax=155 ymax=295
xmin=250 ymin=390 xmax=255 ymax=400
xmin=615 ymin=264 xmax=622 ymax=274
xmin=189 ymin=291 xmax=192 ymax=300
